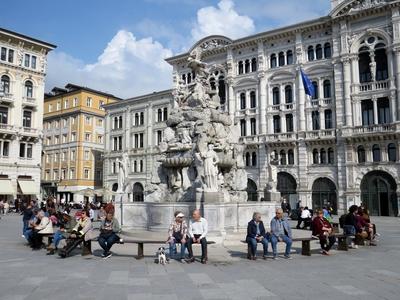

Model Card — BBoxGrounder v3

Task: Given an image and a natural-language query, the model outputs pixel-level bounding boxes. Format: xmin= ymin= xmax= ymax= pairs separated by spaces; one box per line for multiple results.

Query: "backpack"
xmin=339 ymin=214 xmax=347 ymax=229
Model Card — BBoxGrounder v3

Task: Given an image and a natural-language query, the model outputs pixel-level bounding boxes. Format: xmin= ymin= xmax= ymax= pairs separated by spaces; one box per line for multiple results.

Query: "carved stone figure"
xmin=268 ymin=153 xmax=279 ymax=192
xmin=369 ymin=61 xmax=377 ymax=81
xmin=202 ymin=144 xmax=219 ymax=191
xmin=116 ymin=152 xmax=129 ymax=193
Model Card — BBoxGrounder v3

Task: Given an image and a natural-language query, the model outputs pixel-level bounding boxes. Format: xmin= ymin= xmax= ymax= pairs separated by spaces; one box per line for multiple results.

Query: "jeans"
xmin=246 ymin=237 xmax=269 ymax=257
xmin=343 ymin=225 xmax=356 ymax=245
xmin=98 ymin=232 xmax=120 ymax=254
xmin=53 ymin=230 xmax=65 ymax=248
xmin=319 ymin=235 xmax=336 ymax=252
xmin=23 ymin=220 xmax=29 ymax=235
xmin=270 ymin=235 xmax=292 ymax=257
xmin=187 ymin=235 xmax=207 ymax=260
xmin=169 ymin=238 xmax=186 ymax=259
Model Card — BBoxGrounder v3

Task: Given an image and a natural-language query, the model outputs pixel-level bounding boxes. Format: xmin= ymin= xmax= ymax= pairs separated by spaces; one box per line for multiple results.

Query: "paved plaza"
xmin=0 ymin=214 xmax=399 ymax=300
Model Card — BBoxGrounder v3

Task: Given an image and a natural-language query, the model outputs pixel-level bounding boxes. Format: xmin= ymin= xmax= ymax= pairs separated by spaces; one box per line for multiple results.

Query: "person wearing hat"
xmin=167 ymin=211 xmax=188 ymax=262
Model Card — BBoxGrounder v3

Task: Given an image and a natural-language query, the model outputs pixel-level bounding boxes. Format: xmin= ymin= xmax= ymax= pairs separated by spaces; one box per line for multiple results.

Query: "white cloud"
xmin=191 ymin=0 xmax=255 ymax=41
xmin=46 ymin=30 xmax=173 ymax=98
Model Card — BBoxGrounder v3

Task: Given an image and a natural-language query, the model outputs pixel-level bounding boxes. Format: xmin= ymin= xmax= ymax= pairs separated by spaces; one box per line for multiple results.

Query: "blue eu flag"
xmin=300 ymin=69 xmax=315 ymax=98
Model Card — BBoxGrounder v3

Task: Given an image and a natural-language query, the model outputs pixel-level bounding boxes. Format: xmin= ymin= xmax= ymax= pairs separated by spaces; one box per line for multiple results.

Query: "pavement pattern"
xmin=0 ymin=214 xmax=400 ymax=300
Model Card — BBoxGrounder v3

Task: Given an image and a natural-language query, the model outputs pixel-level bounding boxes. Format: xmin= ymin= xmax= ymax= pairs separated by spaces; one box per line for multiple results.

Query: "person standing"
xmin=167 ymin=211 xmax=188 ymax=261
xmin=98 ymin=212 xmax=121 ymax=259
xmin=187 ymin=209 xmax=208 ymax=264
xmin=246 ymin=212 xmax=269 ymax=260
xmin=281 ymin=198 xmax=291 ymax=217
xmin=22 ymin=201 xmax=34 ymax=237
xmin=270 ymin=208 xmax=293 ymax=259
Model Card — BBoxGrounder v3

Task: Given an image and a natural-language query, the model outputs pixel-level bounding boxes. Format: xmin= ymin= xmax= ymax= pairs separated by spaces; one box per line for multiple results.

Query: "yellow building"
xmin=41 ymin=84 xmax=120 ymax=204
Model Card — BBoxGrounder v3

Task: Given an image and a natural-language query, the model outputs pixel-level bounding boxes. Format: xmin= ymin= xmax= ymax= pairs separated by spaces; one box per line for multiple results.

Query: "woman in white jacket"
xmin=30 ymin=211 xmax=53 ymax=250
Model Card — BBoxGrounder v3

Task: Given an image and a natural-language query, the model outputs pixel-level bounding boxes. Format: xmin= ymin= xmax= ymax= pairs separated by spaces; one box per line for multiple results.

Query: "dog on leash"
xmin=157 ymin=246 xmax=167 ymax=265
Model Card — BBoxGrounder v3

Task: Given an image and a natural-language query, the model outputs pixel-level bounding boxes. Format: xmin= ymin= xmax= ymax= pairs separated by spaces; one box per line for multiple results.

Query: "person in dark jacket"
xmin=246 ymin=212 xmax=269 ymax=260
xmin=344 ymin=205 xmax=358 ymax=249
xmin=312 ymin=209 xmax=336 ymax=255
xmin=98 ymin=212 xmax=121 ymax=259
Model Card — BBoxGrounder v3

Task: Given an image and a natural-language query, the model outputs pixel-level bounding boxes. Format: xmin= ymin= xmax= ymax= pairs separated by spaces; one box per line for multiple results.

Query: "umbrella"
xmin=75 ymin=188 xmax=97 ymax=197
xmin=93 ymin=188 xmax=120 ymax=197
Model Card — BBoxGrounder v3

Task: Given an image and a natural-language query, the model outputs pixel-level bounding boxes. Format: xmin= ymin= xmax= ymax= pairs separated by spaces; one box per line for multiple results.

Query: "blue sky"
xmin=0 ymin=0 xmax=330 ymax=98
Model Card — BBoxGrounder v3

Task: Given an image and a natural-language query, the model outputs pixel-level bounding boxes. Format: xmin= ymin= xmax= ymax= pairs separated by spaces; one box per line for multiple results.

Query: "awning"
xmin=18 ymin=180 xmax=39 ymax=195
xmin=0 ymin=180 xmax=15 ymax=195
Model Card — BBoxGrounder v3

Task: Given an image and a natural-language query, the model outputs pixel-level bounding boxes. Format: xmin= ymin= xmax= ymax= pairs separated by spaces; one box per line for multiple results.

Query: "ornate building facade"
xmin=0 ymin=28 xmax=55 ymax=204
xmin=104 ymin=0 xmax=400 ymax=216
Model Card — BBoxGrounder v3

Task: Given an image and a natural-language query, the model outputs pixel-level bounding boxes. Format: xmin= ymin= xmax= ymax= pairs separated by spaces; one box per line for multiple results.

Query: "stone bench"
xmin=90 ymin=238 xmax=215 ymax=259
xmin=335 ymin=234 xmax=355 ymax=251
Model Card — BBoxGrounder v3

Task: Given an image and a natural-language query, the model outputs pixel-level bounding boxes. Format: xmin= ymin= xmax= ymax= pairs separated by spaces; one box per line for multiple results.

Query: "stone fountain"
xmin=118 ymin=45 xmax=278 ymax=235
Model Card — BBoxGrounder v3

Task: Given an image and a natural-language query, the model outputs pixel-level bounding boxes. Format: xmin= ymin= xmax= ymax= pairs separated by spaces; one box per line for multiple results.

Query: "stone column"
xmin=372 ymin=96 xmax=378 ymax=125
xmin=297 ymin=68 xmax=306 ymax=131
xmin=394 ymin=49 xmax=400 ymax=120
xmin=281 ymin=113 xmax=287 ymax=133
xmin=320 ymin=108 xmax=325 ymax=130
xmin=342 ymin=57 xmax=352 ymax=126
xmin=228 ymin=79 xmax=235 ymax=119
xmin=259 ymin=75 xmax=267 ymax=134
xmin=390 ymin=92 xmax=397 ymax=123
xmin=267 ymin=115 xmax=273 ymax=134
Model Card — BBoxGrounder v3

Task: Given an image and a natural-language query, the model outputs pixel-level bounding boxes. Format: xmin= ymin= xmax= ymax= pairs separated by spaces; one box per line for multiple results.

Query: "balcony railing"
xmin=342 ymin=123 xmax=398 ymax=136
xmin=23 ymin=127 xmax=38 ymax=134
xmin=305 ymin=129 xmax=336 ymax=139
xmin=269 ymin=102 xmax=296 ymax=112
xmin=0 ymin=92 xmax=13 ymax=102
xmin=358 ymin=80 xmax=389 ymax=92
xmin=239 ymin=135 xmax=259 ymax=144
xmin=266 ymin=132 xmax=296 ymax=142
xmin=0 ymin=124 xmax=14 ymax=131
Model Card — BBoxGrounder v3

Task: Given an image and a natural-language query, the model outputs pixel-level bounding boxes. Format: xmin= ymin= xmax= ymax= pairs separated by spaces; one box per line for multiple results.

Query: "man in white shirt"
xmin=299 ymin=206 xmax=312 ymax=229
xmin=187 ymin=209 xmax=208 ymax=264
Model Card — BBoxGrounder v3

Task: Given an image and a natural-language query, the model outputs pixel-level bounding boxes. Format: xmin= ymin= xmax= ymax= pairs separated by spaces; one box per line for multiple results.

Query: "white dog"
xmin=157 ymin=246 xmax=167 ymax=265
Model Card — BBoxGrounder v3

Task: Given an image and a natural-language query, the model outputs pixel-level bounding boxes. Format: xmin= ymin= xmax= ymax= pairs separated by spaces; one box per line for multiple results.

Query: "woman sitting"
xmin=312 ymin=209 xmax=336 ymax=255
xmin=356 ymin=207 xmax=376 ymax=246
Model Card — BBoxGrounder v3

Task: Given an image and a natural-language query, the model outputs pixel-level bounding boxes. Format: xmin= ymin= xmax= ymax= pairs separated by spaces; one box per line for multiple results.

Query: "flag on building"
xmin=300 ymin=69 xmax=315 ymax=98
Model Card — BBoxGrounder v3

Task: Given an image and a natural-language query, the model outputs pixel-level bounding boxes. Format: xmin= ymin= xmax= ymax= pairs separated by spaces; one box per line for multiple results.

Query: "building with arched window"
xmin=104 ymin=1 xmax=400 ymax=217
xmin=0 ymin=28 xmax=56 ymax=204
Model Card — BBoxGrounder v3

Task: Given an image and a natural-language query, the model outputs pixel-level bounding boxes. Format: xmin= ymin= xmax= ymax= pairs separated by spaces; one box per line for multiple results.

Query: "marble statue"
xmin=116 ymin=152 xmax=129 ymax=193
xmin=268 ymin=153 xmax=279 ymax=192
xmin=202 ymin=144 xmax=219 ymax=191
xmin=369 ymin=61 xmax=376 ymax=82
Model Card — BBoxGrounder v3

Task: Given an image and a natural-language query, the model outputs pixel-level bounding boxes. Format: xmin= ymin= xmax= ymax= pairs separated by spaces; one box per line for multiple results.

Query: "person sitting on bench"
xmin=30 ymin=210 xmax=53 ymax=250
xmin=246 ymin=212 xmax=269 ymax=260
xmin=270 ymin=208 xmax=293 ymax=259
xmin=297 ymin=206 xmax=311 ymax=229
xmin=356 ymin=207 xmax=375 ymax=246
xmin=187 ymin=209 xmax=208 ymax=264
xmin=312 ymin=209 xmax=336 ymax=255
xmin=98 ymin=212 xmax=121 ymax=259
xmin=167 ymin=211 xmax=188 ymax=262
xmin=58 ymin=210 xmax=94 ymax=258
xmin=343 ymin=205 xmax=358 ymax=249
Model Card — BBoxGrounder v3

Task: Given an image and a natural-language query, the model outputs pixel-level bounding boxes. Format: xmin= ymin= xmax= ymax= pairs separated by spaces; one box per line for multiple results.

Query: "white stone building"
xmin=0 ymin=28 xmax=55 ymax=204
xmin=104 ymin=0 xmax=400 ymax=217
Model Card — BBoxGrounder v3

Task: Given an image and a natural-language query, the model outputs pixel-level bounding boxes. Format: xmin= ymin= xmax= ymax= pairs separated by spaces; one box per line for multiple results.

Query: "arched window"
xmin=285 ymin=85 xmax=292 ymax=103
xmin=273 ymin=115 xmax=281 ymax=133
xmin=240 ymin=92 xmax=246 ymax=109
xmin=247 ymin=179 xmax=258 ymax=202
xmin=245 ymin=152 xmax=251 ymax=167
xmin=308 ymin=46 xmax=314 ymax=61
xmin=320 ymin=148 xmax=327 ymax=164
xmin=323 ymin=80 xmax=331 ymax=98
xmin=313 ymin=149 xmax=319 ymax=164
xmin=163 ymin=107 xmax=168 ymax=121
xmin=157 ymin=108 xmax=162 ymax=122
xmin=270 ymin=54 xmax=277 ymax=68
xmin=312 ymin=81 xmax=318 ymax=99
xmin=250 ymin=91 xmax=256 ymax=108
xmin=218 ymin=76 xmax=226 ymax=105
xmin=288 ymin=149 xmax=294 ymax=165
xmin=358 ymin=146 xmax=366 ymax=163
xmin=372 ymin=144 xmax=381 ymax=162
xmin=359 ymin=46 xmax=371 ymax=83
xmin=140 ymin=112 xmax=144 ymax=125
xmin=187 ymin=73 xmax=192 ymax=84
xmin=286 ymin=50 xmax=293 ymax=65
xmin=251 ymin=58 xmax=257 ymax=72
xmin=278 ymin=52 xmax=285 ymax=66
xmin=118 ymin=116 xmax=123 ymax=128
xmin=316 ymin=44 xmax=323 ymax=60
xmin=388 ymin=143 xmax=397 ymax=162
xmin=182 ymin=73 xmax=186 ymax=83
xmin=238 ymin=61 xmax=243 ymax=74
xmin=25 ymin=80 xmax=33 ymax=98
xmin=324 ymin=43 xmax=332 ymax=58
xmin=280 ymin=150 xmax=286 ymax=165
xmin=209 ymin=78 xmax=216 ymax=90
xmin=272 ymin=87 xmax=280 ymax=105
xmin=133 ymin=182 xmax=144 ymax=202
xmin=134 ymin=113 xmax=139 ymax=126
xmin=328 ymin=148 xmax=334 ymax=164
xmin=252 ymin=152 xmax=257 ymax=166
xmin=1 ymin=75 xmax=10 ymax=94
xmin=240 ymin=119 xmax=246 ymax=136
xmin=245 ymin=59 xmax=250 ymax=73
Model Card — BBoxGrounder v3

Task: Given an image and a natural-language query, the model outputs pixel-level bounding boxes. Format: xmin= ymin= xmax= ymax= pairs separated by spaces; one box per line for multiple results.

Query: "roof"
xmin=104 ymin=89 xmax=173 ymax=109
xmin=45 ymin=83 xmax=123 ymax=100
xmin=0 ymin=27 xmax=56 ymax=50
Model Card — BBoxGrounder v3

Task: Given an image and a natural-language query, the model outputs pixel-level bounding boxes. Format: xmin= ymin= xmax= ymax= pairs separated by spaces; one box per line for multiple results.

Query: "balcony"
xmin=305 ymin=129 xmax=336 ymax=140
xmin=20 ymin=127 xmax=39 ymax=141
xmin=0 ymin=124 xmax=16 ymax=139
xmin=0 ymin=92 xmax=14 ymax=104
xmin=269 ymin=103 xmax=295 ymax=112
xmin=342 ymin=123 xmax=399 ymax=137
xmin=357 ymin=80 xmax=389 ymax=93
xmin=266 ymin=132 xmax=296 ymax=142
xmin=239 ymin=135 xmax=259 ymax=144
xmin=22 ymin=97 xmax=37 ymax=107
xmin=311 ymin=98 xmax=332 ymax=107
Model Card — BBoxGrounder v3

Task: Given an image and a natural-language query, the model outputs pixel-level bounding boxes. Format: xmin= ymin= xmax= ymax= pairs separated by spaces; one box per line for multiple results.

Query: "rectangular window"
xmin=26 ymin=144 xmax=32 ymax=158
xmin=97 ymin=118 xmax=103 ymax=127
xmin=311 ymin=111 xmax=320 ymax=130
xmin=71 ymin=132 xmax=76 ymax=142
xmin=2 ymin=141 xmax=9 ymax=156
xmin=97 ymin=135 xmax=103 ymax=144
xmin=54 ymin=135 xmax=59 ymax=144
xmin=24 ymin=54 xmax=30 ymax=67
xmin=85 ymin=116 xmax=91 ymax=125
xmin=47 ymin=137 xmax=51 ymax=145
xmin=31 ymin=56 xmax=37 ymax=69
xmin=71 ymin=116 xmax=76 ymax=125
xmin=86 ymin=97 xmax=92 ymax=107
xmin=49 ymin=104 xmax=53 ymax=112
xmin=64 ymin=99 xmax=69 ymax=109
xmin=70 ymin=150 xmax=76 ymax=161
xmin=8 ymin=49 xmax=14 ymax=63
xmin=61 ymin=169 xmax=66 ymax=180
xmin=286 ymin=114 xmax=294 ymax=132
xmin=54 ymin=170 xmax=59 ymax=181
xmin=361 ymin=100 xmax=374 ymax=126
xmin=84 ymin=169 xmax=90 ymax=179
xmin=22 ymin=110 xmax=32 ymax=127
xmin=157 ymin=131 xmax=162 ymax=145
xmin=62 ymin=134 xmax=67 ymax=143
xmin=0 ymin=107 xmax=8 ymax=124
xmin=56 ymin=102 xmax=61 ymax=110
xmin=70 ymin=169 xmax=75 ymax=179
xmin=139 ymin=133 xmax=144 ymax=148
xmin=84 ymin=150 xmax=90 ymax=160
xmin=73 ymin=98 xmax=78 ymax=107
xmin=99 ymin=100 xmax=104 ymax=110
xmin=325 ymin=110 xmax=333 ymax=129
xmin=85 ymin=133 xmax=91 ymax=142
xmin=377 ymin=98 xmax=390 ymax=124
xmin=273 ymin=116 xmax=281 ymax=133
xmin=54 ymin=152 xmax=59 ymax=163
xmin=63 ymin=118 xmax=68 ymax=127
xmin=0 ymin=47 xmax=6 ymax=61
xmin=19 ymin=143 xmax=25 ymax=158
xmin=250 ymin=118 xmax=256 ymax=135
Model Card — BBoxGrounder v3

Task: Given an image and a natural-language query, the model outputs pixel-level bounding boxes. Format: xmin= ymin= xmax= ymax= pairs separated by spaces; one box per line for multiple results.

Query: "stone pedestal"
xmin=264 ymin=190 xmax=281 ymax=202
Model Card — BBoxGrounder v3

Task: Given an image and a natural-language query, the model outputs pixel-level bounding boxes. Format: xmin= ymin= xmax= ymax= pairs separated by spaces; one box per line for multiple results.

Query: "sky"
xmin=0 ymin=0 xmax=330 ymax=98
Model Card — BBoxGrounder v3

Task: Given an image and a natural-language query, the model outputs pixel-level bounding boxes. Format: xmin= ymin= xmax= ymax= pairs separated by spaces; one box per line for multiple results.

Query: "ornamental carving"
xmin=335 ymin=0 xmax=389 ymax=17
xmin=198 ymin=38 xmax=231 ymax=52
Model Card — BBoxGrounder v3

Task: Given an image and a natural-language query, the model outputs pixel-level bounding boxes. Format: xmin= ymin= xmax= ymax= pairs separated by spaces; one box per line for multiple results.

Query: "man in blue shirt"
xmin=270 ymin=208 xmax=293 ymax=259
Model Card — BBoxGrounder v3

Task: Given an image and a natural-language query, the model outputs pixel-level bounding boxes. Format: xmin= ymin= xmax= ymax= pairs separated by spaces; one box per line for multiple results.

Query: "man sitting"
xmin=246 ymin=212 xmax=269 ymax=260
xmin=187 ymin=209 xmax=208 ymax=264
xmin=312 ymin=209 xmax=336 ymax=255
xmin=30 ymin=210 xmax=53 ymax=250
xmin=270 ymin=208 xmax=293 ymax=259
xmin=98 ymin=212 xmax=121 ymax=259
xmin=297 ymin=206 xmax=311 ymax=229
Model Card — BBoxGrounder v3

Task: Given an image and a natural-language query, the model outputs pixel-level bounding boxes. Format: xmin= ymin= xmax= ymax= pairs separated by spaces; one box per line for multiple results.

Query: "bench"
xmin=335 ymin=234 xmax=355 ymax=251
xmin=90 ymin=238 xmax=215 ymax=259
xmin=242 ymin=236 xmax=318 ymax=257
